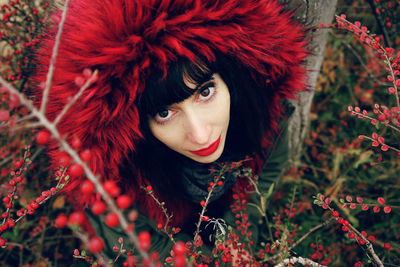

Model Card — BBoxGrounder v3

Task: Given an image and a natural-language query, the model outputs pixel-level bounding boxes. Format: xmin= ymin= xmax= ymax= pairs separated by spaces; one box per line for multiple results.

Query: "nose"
xmin=184 ymin=111 xmax=211 ymax=145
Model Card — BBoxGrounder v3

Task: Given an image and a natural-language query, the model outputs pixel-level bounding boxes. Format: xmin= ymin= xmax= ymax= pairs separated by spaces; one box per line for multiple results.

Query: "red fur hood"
xmin=34 ymin=0 xmax=307 ymax=202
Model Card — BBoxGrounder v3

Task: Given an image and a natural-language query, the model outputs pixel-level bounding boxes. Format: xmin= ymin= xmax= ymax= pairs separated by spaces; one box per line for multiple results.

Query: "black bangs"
xmin=138 ymin=57 xmax=215 ymax=116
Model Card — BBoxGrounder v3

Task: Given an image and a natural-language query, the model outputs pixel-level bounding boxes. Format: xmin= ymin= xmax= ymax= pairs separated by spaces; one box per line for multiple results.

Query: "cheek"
xmin=149 ymin=123 xmax=182 ymax=150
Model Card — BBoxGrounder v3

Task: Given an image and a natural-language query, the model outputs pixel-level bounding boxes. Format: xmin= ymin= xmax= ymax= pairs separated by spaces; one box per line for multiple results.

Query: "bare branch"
xmin=54 ymin=70 xmax=98 ymax=125
xmin=40 ymin=0 xmax=71 ymax=114
xmin=274 ymin=256 xmax=327 ymax=267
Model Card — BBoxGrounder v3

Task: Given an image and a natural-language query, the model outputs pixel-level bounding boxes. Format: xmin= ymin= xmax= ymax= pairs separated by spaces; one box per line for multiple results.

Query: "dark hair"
xmin=122 ymin=52 xmax=274 ymax=199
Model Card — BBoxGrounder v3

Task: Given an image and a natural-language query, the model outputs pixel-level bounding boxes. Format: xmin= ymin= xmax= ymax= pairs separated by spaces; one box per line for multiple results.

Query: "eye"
xmin=198 ymin=82 xmax=215 ymax=101
xmin=154 ymin=108 xmax=173 ymax=123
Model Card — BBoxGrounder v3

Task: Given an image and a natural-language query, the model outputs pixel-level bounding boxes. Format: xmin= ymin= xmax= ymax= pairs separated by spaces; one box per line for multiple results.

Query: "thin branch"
xmin=348 ymin=224 xmax=384 ymax=267
xmin=53 ymin=70 xmax=98 ymax=125
xmin=366 ymin=0 xmax=391 ymax=47
xmin=73 ymin=230 xmax=113 ymax=267
xmin=274 ymin=256 xmax=327 ymax=267
xmin=40 ymin=0 xmax=71 ymax=114
xmin=330 ymin=31 xmax=390 ymax=87
xmin=0 ymin=156 xmax=12 ymax=168
xmin=263 ymin=217 xmax=335 ymax=263
xmin=0 ymin=67 xmax=153 ymax=266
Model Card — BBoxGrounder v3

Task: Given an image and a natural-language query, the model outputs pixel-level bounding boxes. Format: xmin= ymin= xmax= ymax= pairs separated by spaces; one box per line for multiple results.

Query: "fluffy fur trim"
xmin=34 ymin=0 xmax=307 ymax=221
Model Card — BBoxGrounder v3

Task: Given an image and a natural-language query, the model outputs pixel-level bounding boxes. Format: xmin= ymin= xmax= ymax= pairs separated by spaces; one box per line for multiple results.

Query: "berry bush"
xmin=0 ymin=0 xmax=399 ymax=266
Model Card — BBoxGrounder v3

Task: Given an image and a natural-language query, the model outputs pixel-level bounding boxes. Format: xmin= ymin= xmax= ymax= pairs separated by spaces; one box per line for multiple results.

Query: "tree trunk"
xmin=279 ymin=0 xmax=338 ymax=165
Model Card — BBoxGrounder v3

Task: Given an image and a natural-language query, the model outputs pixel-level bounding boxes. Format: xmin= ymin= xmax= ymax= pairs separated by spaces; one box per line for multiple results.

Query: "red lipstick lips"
xmin=190 ymin=136 xmax=221 ymax=157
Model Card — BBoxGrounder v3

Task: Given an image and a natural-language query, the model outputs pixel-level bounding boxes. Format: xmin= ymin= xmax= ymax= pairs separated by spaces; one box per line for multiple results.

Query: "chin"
xmin=189 ymin=148 xmax=224 ymax=164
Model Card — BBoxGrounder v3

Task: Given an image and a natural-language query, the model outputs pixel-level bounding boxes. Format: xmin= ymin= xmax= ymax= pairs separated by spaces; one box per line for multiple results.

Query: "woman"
xmin=34 ymin=0 xmax=307 ymax=263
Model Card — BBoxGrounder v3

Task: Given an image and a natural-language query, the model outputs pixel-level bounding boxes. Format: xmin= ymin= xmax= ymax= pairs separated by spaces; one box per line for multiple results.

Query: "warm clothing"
xmin=89 ymin=112 xmax=291 ymax=262
xmin=33 ymin=0 xmax=307 ymax=262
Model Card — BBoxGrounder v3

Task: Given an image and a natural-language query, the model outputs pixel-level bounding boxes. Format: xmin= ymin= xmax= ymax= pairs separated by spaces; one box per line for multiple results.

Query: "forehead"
xmin=139 ymin=58 xmax=214 ymax=114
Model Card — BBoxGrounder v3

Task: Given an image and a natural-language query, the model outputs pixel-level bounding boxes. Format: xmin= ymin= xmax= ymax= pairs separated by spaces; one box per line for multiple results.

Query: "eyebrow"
xmin=192 ymin=73 xmax=214 ymax=91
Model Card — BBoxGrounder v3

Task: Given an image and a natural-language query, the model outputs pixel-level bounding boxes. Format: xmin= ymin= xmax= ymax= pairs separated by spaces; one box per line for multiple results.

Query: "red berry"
xmin=200 ymin=200 xmax=206 ymax=207
xmin=88 ymin=236 xmax=104 ymax=253
xmin=383 ymin=206 xmax=391 ymax=213
xmin=71 ymin=136 xmax=82 ymax=149
xmin=7 ymin=219 xmax=15 ymax=228
xmin=173 ymin=241 xmax=186 ymax=255
xmin=0 ymin=109 xmax=10 ymax=121
xmin=138 ymin=231 xmax=151 ymax=251
xmin=105 ymin=212 xmax=119 ymax=228
xmin=348 ymin=232 xmax=355 ymax=239
xmin=103 ymin=181 xmax=121 ymax=197
xmin=128 ymin=210 xmax=138 ymax=221
xmin=83 ymin=68 xmax=93 ymax=78
xmin=0 ymin=237 xmax=6 ymax=246
xmin=91 ymin=201 xmax=106 ymax=215
xmin=74 ymin=249 xmax=79 ymax=256
xmin=58 ymin=152 xmax=71 ymax=166
xmin=384 ymin=243 xmax=391 ymax=250
xmin=69 ymin=163 xmax=84 ymax=178
xmin=80 ymin=149 xmax=92 ymax=161
xmin=157 ymin=223 xmax=163 ymax=229
xmin=116 ymin=195 xmax=131 ymax=209
xmin=80 ymin=180 xmax=94 ymax=194
xmin=332 ymin=211 xmax=339 ymax=217
xmin=14 ymin=160 xmax=23 ymax=169
xmin=30 ymin=201 xmax=39 ymax=209
xmin=55 ymin=214 xmax=68 ymax=228
xmin=74 ymin=76 xmax=85 ymax=87
xmin=69 ymin=211 xmax=85 ymax=226
xmin=36 ymin=130 xmax=51 ymax=145
xmin=174 ymin=254 xmax=186 ymax=267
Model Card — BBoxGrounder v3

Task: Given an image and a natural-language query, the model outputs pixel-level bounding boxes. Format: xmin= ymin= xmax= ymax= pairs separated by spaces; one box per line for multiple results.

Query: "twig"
xmin=40 ymin=0 xmax=71 ymax=114
xmin=330 ymin=31 xmax=390 ymax=87
xmin=263 ymin=218 xmax=335 ymax=263
xmin=348 ymin=224 xmax=384 ymax=267
xmin=144 ymin=188 xmax=175 ymax=242
xmin=0 ymin=39 xmax=154 ymax=267
xmin=0 ymin=156 xmax=12 ymax=169
xmin=336 ymin=15 xmax=400 ymax=108
xmin=273 ymin=256 xmax=327 ymax=267
xmin=351 ymin=111 xmax=400 ymax=134
xmin=53 ymin=70 xmax=98 ymax=125
xmin=73 ymin=230 xmax=113 ymax=267
xmin=366 ymin=0 xmax=391 ymax=48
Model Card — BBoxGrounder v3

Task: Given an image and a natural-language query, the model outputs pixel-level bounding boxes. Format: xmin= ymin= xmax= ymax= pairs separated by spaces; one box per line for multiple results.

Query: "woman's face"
xmin=149 ymin=73 xmax=230 ymax=163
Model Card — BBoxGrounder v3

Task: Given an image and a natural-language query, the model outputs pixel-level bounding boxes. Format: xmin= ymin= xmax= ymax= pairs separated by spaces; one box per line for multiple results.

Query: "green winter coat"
xmin=88 ymin=111 xmax=291 ymax=264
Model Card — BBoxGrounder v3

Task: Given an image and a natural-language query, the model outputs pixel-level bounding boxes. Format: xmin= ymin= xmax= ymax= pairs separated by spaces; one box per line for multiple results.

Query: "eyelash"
xmin=153 ymin=81 xmax=217 ymax=125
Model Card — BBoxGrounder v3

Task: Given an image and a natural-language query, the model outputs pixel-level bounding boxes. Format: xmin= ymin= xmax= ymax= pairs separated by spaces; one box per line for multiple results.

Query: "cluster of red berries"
xmin=372 ymin=0 xmax=400 ymax=29
xmin=373 ymin=104 xmax=400 ymax=127
xmin=315 ymin=194 xmax=392 ymax=252
xmin=341 ymin=195 xmax=392 ymax=214
xmin=309 ymin=243 xmax=338 ymax=265
xmin=335 ymin=14 xmax=400 ymax=80
xmin=1 ymin=0 xmax=49 ymax=83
